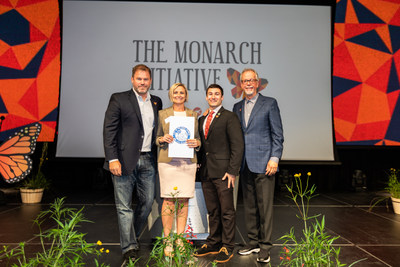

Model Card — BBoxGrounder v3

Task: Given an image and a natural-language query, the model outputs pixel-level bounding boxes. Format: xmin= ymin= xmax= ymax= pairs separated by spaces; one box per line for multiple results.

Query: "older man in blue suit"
xmin=233 ymin=68 xmax=284 ymax=263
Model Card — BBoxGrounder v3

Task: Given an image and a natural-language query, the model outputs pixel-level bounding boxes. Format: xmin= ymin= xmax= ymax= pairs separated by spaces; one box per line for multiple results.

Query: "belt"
xmin=140 ymin=151 xmax=150 ymax=155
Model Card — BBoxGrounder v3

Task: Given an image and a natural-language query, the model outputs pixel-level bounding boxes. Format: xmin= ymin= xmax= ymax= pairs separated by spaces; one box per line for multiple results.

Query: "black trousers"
xmin=201 ymin=176 xmax=235 ymax=250
xmin=241 ymin=161 xmax=275 ymax=252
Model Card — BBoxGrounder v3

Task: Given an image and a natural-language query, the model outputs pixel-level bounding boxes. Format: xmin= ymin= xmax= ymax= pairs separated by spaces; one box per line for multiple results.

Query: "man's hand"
xmin=222 ymin=172 xmax=236 ymax=188
xmin=109 ymin=160 xmax=122 ymax=176
xmin=265 ymin=160 xmax=278 ymax=176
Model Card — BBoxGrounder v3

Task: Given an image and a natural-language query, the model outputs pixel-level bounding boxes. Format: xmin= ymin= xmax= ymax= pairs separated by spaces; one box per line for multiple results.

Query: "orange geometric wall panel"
xmin=334 ymin=0 xmax=400 ymax=145
xmin=0 ymin=0 xmax=60 ymax=141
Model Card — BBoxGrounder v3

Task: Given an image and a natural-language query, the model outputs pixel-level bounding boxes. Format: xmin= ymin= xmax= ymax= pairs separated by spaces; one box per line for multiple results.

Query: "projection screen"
xmin=58 ymin=0 xmax=334 ymax=161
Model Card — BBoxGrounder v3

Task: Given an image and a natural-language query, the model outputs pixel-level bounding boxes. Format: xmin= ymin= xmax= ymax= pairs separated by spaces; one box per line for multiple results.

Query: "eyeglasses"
xmin=241 ymin=79 xmax=258 ymax=84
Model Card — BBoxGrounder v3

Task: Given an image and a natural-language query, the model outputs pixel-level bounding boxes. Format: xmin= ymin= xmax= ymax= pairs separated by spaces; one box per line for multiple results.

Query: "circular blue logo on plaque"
xmin=173 ymin=127 xmax=191 ymax=144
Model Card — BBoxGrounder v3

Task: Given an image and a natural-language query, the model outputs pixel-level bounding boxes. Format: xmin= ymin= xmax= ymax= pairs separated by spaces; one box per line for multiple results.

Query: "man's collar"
xmin=209 ymin=105 xmax=223 ymax=114
xmin=132 ymin=88 xmax=150 ymax=101
xmin=246 ymin=93 xmax=259 ymax=103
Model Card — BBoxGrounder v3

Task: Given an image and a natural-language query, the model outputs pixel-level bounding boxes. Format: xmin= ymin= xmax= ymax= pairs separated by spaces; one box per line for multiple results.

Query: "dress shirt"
xmin=244 ymin=93 xmax=259 ymax=127
xmin=203 ymin=105 xmax=222 ymax=133
xmin=133 ymin=89 xmax=154 ymax=152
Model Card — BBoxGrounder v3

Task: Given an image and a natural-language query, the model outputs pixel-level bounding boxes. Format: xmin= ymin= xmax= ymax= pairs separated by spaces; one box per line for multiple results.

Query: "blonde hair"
xmin=168 ymin=83 xmax=188 ymax=102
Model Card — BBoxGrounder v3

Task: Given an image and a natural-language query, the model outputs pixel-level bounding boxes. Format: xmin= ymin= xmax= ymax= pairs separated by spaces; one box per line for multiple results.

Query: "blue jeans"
xmin=112 ymin=152 xmax=156 ymax=254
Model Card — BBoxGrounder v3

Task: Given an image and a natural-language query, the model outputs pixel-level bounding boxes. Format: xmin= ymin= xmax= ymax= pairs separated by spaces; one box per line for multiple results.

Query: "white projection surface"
xmin=58 ymin=0 xmax=333 ymax=161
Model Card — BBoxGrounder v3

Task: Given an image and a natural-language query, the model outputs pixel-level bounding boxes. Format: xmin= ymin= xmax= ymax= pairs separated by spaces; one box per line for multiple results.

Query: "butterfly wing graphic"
xmin=257 ymin=78 xmax=269 ymax=93
xmin=227 ymin=68 xmax=243 ymax=99
xmin=0 ymin=123 xmax=42 ymax=184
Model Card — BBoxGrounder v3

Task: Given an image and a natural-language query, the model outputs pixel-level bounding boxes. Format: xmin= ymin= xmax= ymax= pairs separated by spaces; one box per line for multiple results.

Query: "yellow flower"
xmin=307 ymin=172 xmax=311 ymax=176
xmin=173 ymin=186 xmax=178 ymax=190
xmin=100 ymin=248 xmax=104 ymax=253
xmin=106 ymin=249 xmax=110 ymax=253
xmin=294 ymin=174 xmax=300 ymax=178
xmin=97 ymin=240 xmax=102 ymax=246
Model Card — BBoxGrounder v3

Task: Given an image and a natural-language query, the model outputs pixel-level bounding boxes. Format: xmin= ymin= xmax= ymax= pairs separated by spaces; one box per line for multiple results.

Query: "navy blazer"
xmin=233 ymin=94 xmax=283 ymax=174
xmin=103 ymin=89 xmax=162 ymax=175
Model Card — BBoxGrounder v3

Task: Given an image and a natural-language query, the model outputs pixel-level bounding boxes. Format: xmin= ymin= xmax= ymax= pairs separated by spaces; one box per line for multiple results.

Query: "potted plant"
xmin=385 ymin=168 xmax=400 ymax=214
xmin=20 ymin=142 xmax=51 ymax=204
xmin=370 ymin=168 xmax=400 ymax=214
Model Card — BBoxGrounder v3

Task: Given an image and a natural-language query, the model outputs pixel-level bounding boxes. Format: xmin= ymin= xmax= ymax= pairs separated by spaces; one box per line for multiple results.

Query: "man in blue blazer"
xmin=103 ymin=64 xmax=162 ymax=263
xmin=233 ymin=68 xmax=284 ymax=263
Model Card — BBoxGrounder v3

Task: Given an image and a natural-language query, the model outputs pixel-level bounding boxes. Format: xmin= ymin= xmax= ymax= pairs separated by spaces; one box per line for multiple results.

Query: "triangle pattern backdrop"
xmin=0 ymin=0 xmax=399 ymax=145
xmin=0 ymin=0 xmax=60 ymax=141
xmin=334 ymin=0 xmax=400 ymax=145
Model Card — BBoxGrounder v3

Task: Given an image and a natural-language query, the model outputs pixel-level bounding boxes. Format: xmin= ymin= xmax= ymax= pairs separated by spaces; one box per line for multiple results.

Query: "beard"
xmin=134 ymin=85 xmax=149 ymax=95
xmin=244 ymin=87 xmax=256 ymax=97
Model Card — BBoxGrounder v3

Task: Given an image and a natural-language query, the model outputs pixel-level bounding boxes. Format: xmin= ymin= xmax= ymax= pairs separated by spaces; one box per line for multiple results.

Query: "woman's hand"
xmin=160 ymin=134 xmax=174 ymax=144
xmin=186 ymin=139 xmax=199 ymax=148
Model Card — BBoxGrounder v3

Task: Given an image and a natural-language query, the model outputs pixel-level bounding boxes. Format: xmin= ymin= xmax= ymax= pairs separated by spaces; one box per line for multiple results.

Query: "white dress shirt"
xmin=133 ymin=89 xmax=154 ymax=152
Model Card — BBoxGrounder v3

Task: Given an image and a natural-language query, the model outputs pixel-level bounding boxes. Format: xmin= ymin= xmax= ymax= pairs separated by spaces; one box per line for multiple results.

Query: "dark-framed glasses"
xmin=241 ymin=79 xmax=258 ymax=84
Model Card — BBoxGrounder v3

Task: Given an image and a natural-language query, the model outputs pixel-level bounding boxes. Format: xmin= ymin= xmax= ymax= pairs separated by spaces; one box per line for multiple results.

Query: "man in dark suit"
xmin=103 ymin=64 xmax=162 ymax=263
xmin=233 ymin=68 xmax=284 ymax=263
xmin=195 ymin=84 xmax=244 ymax=263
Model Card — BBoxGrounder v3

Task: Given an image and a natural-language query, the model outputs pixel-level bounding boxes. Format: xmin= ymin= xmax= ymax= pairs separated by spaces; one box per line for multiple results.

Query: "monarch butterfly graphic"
xmin=0 ymin=123 xmax=41 ymax=184
xmin=227 ymin=68 xmax=269 ymax=99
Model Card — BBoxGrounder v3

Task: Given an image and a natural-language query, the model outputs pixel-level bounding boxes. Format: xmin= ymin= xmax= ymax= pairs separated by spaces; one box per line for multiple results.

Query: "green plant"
xmin=148 ymin=233 xmax=198 ymax=267
xmin=385 ymin=168 xmax=400 ymax=198
xmin=121 ymin=257 xmax=140 ymax=267
xmin=370 ymin=168 xmax=400 ymax=211
xmin=145 ymin=187 xmax=211 ymax=267
xmin=21 ymin=142 xmax=50 ymax=189
xmin=0 ymin=197 xmax=109 ymax=266
xmin=279 ymin=172 xmax=363 ymax=267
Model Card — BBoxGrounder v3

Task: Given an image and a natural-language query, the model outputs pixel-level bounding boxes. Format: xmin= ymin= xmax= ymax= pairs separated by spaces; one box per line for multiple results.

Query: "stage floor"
xmin=0 ymin=186 xmax=399 ymax=266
